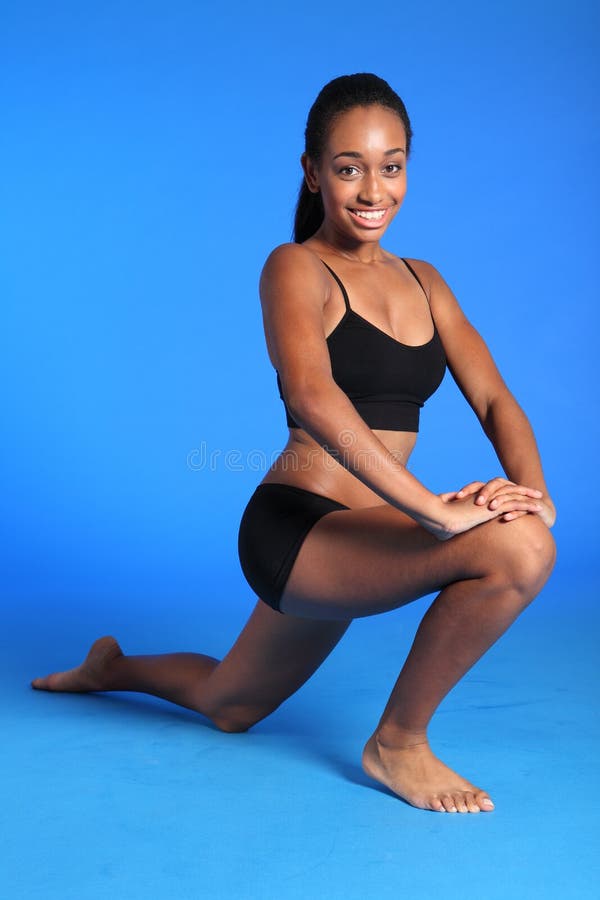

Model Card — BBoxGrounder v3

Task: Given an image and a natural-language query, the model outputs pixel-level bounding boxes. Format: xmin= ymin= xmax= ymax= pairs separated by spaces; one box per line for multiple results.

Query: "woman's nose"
xmin=357 ymin=172 xmax=383 ymax=204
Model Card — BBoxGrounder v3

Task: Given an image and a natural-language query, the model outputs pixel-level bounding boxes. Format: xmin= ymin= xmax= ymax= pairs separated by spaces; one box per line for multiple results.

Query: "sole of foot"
xmin=30 ymin=635 xmax=123 ymax=693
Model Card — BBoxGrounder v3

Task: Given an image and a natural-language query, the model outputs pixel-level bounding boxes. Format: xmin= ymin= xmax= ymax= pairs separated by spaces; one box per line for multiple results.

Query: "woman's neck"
xmin=308 ymin=225 xmax=387 ymax=264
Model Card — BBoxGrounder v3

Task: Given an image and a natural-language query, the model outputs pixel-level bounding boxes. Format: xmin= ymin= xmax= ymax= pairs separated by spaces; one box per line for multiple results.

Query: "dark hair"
xmin=293 ymin=73 xmax=413 ymax=243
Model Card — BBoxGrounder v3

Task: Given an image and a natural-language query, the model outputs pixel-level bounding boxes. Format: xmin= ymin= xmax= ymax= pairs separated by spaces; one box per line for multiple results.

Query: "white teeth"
xmin=353 ymin=209 xmax=386 ymax=220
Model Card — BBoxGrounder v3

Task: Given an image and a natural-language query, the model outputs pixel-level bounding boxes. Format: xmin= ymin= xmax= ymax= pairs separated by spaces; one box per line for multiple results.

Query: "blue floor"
xmin=4 ymin=567 xmax=598 ymax=899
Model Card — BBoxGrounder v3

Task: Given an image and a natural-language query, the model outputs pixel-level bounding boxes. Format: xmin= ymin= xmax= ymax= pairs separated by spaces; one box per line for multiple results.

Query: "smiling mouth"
xmin=350 ymin=208 xmax=389 ymax=221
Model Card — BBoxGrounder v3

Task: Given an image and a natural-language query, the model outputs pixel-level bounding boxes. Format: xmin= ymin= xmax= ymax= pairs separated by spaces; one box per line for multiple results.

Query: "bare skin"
xmin=32 ymin=505 xmax=555 ymax=813
xmin=32 ymin=636 xmax=126 ymax=694
xmin=363 ymin=735 xmax=491 ymax=814
xmin=32 ymin=103 xmax=557 ymax=814
xmin=31 ymin=609 xmax=354 ymax=742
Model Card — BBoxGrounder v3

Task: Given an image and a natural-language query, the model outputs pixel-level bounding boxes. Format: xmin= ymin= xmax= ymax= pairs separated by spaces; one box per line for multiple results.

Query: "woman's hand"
xmin=435 ymin=477 xmax=547 ymax=540
xmin=453 ymin=477 xmax=556 ymax=528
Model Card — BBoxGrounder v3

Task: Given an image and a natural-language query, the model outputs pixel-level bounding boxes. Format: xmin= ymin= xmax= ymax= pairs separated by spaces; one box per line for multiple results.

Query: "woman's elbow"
xmin=285 ymin=382 xmax=332 ymax=428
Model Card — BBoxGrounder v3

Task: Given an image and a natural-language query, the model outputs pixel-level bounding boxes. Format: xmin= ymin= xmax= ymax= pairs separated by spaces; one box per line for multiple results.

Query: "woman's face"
xmin=303 ymin=104 xmax=408 ymax=245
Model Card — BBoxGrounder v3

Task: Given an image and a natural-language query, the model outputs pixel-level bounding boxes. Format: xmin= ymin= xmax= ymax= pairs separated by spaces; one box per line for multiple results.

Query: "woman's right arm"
xmin=259 ymin=244 xmax=542 ymax=539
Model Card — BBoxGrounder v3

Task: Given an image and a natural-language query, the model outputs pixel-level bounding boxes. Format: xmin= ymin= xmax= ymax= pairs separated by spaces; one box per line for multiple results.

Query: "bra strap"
xmin=402 ymin=258 xmax=428 ymax=301
xmin=320 ymin=260 xmax=351 ymax=311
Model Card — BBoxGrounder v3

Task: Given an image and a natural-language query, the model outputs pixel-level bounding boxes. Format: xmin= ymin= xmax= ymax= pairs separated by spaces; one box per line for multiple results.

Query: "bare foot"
xmin=362 ymin=730 xmax=495 ymax=813
xmin=31 ymin=636 xmax=123 ymax=693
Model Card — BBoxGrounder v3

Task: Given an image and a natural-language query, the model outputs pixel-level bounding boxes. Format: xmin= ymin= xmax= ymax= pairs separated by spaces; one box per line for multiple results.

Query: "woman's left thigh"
xmin=279 ymin=505 xmax=555 ymax=619
xmin=204 ymin=599 xmax=352 ymax=729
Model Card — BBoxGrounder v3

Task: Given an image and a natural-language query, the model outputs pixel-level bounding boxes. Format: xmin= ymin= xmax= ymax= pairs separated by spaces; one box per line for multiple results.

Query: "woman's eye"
xmin=338 ymin=163 xmax=402 ymax=176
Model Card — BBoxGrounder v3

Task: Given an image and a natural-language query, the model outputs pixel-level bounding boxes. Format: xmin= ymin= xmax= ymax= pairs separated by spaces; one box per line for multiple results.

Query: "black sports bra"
xmin=276 ymin=258 xmax=447 ymax=432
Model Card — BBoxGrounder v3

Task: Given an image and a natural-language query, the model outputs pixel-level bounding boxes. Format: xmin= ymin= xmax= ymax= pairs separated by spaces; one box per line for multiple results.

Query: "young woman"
xmin=32 ymin=74 xmax=556 ymax=814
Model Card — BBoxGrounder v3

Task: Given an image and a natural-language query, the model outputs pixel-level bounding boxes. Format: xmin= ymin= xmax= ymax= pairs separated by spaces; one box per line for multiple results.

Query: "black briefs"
xmin=237 ymin=482 xmax=350 ymax=613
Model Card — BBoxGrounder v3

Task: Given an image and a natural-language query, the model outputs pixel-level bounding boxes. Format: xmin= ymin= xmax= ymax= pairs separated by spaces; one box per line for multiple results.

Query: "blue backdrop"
xmin=3 ymin=4 xmax=600 ymax=899
xmin=3 ymin=0 xmax=598 ymax=614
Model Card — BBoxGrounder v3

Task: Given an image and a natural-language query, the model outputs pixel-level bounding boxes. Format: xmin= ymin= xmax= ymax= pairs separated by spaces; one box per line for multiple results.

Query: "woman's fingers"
xmin=460 ymin=476 xmax=543 ymax=507
xmin=487 ymin=485 xmax=543 ymax=508
xmin=455 ymin=481 xmax=485 ymax=499
xmin=500 ymin=510 xmax=530 ymax=522
xmin=530 ymin=497 xmax=557 ymax=528
xmin=446 ymin=492 xmax=542 ymax=537
xmin=501 ymin=498 xmax=556 ymax=527
xmin=439 ymin=491 xmax=459 ymax=503
xmin=475 ymin=477 xmax=514 ymax=505
xmin=491 ymin=493 xmax=543 ymax=515
xmin=451 ymin=479 xmax=547 ymax=533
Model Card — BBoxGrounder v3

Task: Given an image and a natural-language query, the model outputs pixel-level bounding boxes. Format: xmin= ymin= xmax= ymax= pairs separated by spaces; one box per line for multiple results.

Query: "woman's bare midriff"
xmin=260 ymin=427 xmax=417 ymax=509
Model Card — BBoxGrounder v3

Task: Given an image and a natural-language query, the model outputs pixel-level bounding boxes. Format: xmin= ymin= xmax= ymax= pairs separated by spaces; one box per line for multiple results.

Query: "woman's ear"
xmin=300 ymin=153 xmax=320 ymax=194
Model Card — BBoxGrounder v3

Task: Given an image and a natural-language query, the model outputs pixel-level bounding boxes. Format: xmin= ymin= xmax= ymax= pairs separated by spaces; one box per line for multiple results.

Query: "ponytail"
xmin=293 ymin=180 xmax=324 ymax=243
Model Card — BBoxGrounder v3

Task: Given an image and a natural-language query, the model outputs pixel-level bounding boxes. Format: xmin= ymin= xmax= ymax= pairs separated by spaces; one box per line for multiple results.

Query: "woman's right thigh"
xmin=279 ymin=504 xmax=555 ymax=620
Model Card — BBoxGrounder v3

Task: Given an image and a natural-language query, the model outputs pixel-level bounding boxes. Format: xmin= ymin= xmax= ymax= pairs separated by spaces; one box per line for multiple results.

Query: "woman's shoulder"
xmin=260 ymin=242 xmax=330 ymax=292
xmin=385 ymin=253 xmax=442 ymax=297
xmin=393 ymin=253 xmax=440 ymax=279
xmin=397 ymin=256 xmax=466 ymax=322
xmin=262 ymin=241 xmax=324 ymax=269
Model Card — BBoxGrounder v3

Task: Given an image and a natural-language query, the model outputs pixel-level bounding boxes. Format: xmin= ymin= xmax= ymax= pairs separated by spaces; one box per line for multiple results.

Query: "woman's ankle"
xmin=375 ymin=721 xmax=429 ymax=750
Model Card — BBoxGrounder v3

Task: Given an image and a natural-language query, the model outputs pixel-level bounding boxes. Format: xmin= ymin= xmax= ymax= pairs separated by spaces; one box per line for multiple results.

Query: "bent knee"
xmin=490 ymin=515 xmax=556 ymax=595
xmin=212 ymin=702 xmax=277 ymax=734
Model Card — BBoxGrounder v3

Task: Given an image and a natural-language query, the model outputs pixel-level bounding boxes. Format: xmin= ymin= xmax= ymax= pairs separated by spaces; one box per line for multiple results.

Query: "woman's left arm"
xmin=414 ymin=259 xmax=556 ymax=528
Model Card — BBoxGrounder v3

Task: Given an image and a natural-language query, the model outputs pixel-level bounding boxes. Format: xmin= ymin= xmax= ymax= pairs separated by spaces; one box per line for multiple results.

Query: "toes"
xmin=433 ymin=791 xmax=493 ymax=814
xmin=463 ymin=792 xmax=480 ymax=814
xmin=440 ymin=794 xmax=457 ymax=813
xmin=477 ymin=793 xmax=495 ymax=812
xmin=31 ymin=672 xmax=71 ymax=692
xmin=453 ymin=793 xmax=469 ymax=814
